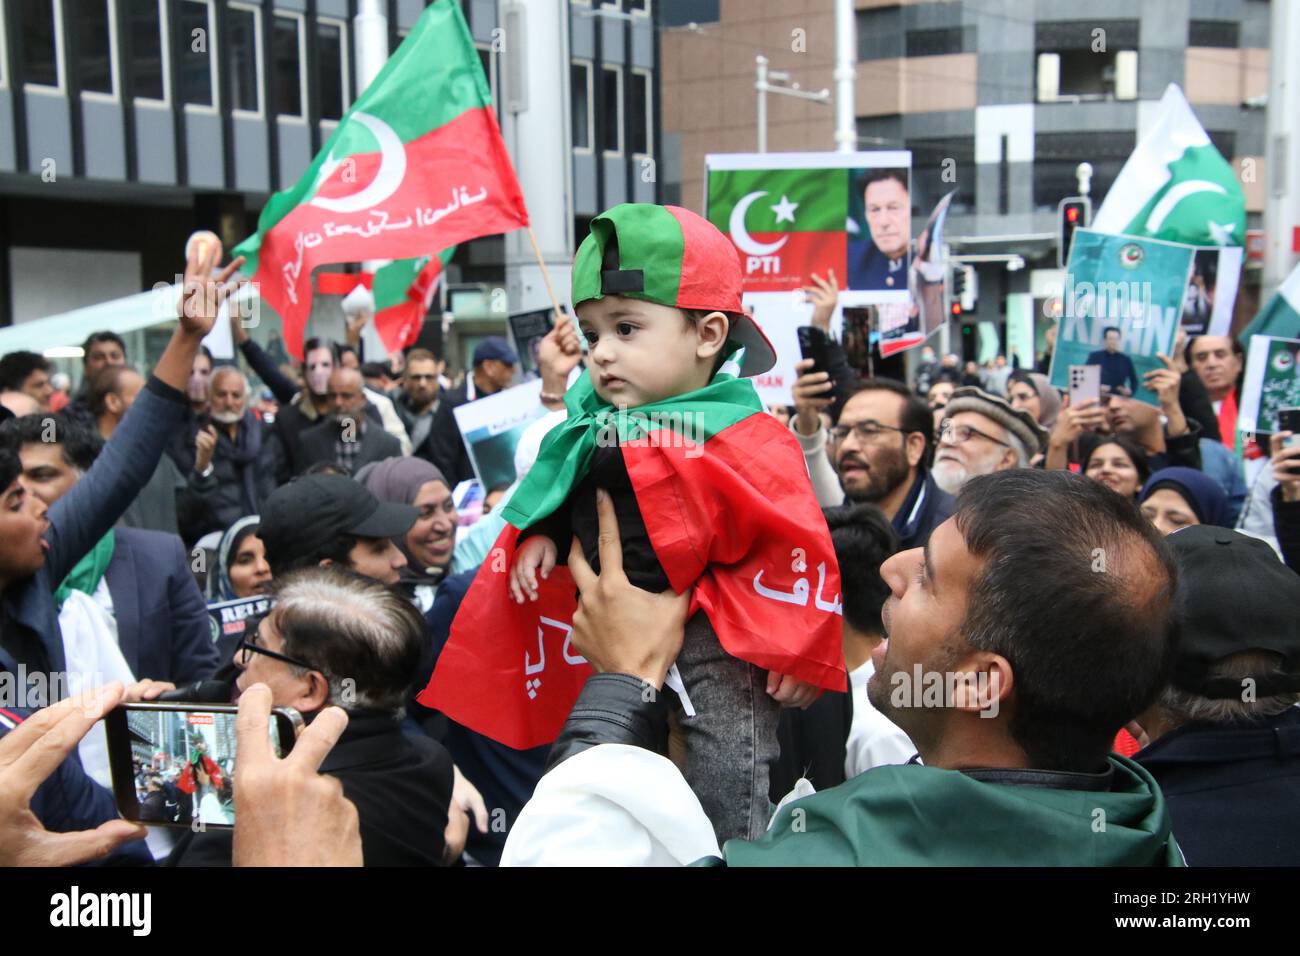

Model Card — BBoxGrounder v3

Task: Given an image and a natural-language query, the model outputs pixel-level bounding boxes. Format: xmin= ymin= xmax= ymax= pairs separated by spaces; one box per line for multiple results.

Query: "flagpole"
xmin=525 ymin=225 xmax=568 ymax=325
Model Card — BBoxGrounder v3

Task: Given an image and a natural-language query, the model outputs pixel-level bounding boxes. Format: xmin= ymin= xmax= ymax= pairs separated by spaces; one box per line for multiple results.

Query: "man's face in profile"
xmin=865 ymin=176 xmax=911 ymax=261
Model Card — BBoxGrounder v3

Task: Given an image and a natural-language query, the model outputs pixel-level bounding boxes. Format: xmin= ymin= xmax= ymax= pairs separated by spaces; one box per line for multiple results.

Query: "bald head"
xmin=328 ymin=367 xmax=367 ymax=420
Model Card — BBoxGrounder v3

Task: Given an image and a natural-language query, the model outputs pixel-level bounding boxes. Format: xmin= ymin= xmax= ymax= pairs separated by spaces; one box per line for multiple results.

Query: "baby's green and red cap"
xmin=571 ymin=203 xmax=776 ymax=377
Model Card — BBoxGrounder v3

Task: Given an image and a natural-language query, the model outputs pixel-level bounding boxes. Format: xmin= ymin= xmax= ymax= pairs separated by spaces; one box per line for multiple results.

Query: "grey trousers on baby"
xmin=667 ymin=610 xmax=782 ymax=845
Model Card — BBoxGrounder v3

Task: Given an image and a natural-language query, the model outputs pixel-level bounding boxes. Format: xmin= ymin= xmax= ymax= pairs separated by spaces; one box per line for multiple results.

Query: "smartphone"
xmin=1279 ymin=406 xmax=1300 ymax=448
xmin=1068 ymin=364 xmax=1101 ymax=406
xmin=105 ymin=702 xmax=302 ymax=830
xmin=798 ymin=325 xmax=831 ymax=377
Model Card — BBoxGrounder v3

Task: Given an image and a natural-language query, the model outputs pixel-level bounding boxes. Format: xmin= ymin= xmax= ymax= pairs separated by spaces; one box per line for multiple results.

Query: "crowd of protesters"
xmin=0 ymin=214 xmax=1297 ymax=869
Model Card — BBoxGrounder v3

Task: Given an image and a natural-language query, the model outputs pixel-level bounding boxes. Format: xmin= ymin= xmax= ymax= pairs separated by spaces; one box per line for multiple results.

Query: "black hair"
xmin=0 ymin=351 xmax=50 ymax=392
xmin=0 ymin=413 xmax=103 ymax=471
xmin=1183 ymin=334 xmax=1244 ymax=369
xmin=822 ymin=503 xmax=899 ymax=636
xmin=301 ymin=461 xmax=349 ymax=477
xmin=339 ymin=345 xmax=358 ymax=360
xmin=863 ymin=168 xmax=908 ymax=192
xmin=303 ymin=338 xmax=341 ymax=363
xmin=0 ymin=448 xmax=19 ymax=493
xmin=1102 ymin=326 xmax=1121 ymax=337
xmin=361 ymin=362 xmax=392 ymax=380
xmin=1081 ymin=433 xmax=1151 ymax=492
xmin=87 ymin=365 xmax=139 ymax=418
xmin=81 ymin=331 xmax=126 ymax=361
xmin=266 ymin=531 xmax=359 ymax=579
xmin=953 ymin=470 xmax=1179 ymax=772
xmin=849 ymin=377 xmax=936 ymax=463
xmin=196 ymin=345 xmax=213 ymax=364
xmin=228 ymin=521 xmax=261 ymax=558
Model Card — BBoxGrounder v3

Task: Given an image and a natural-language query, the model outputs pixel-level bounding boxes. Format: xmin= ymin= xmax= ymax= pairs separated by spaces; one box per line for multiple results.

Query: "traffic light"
xmin=951 ymin=264 xmax=976 ymax=316
xmin=1057 ymin=196 xmax=1092 ymax=268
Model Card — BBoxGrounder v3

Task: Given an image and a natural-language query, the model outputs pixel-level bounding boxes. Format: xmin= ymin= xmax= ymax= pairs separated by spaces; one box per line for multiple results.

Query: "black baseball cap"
xmin=1167 ymin=525 xmax=1300 ymax=699
xmin=259 ymin=474 xmax=417 ymax=567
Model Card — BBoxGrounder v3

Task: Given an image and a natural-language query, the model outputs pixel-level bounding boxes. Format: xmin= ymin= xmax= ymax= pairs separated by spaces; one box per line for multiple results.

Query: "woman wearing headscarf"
xmin=1007 ymin=370 xmax=1061 ymax=430
xmin=358 ymin=457 xmax=459 ymax=612
xmin=1139 ymin=467 xmax=1230 ymax=536
xmin=208 ymin=514 xmax=272 ymax=601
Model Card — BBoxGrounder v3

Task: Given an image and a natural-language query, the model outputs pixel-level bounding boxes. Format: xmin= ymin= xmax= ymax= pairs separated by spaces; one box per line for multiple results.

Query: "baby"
xmin=500 ymin=203 xmax=845 ymax=842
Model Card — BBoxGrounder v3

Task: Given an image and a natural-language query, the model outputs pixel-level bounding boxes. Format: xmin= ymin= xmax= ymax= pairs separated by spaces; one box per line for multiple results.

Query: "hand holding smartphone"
xmin=105 ymin=703 xmax=302 ymax=830
xmin=1279 ymin=407 xmax=1300 ymax=449
xmin=798 ymin=325 xmax=831 ymax=377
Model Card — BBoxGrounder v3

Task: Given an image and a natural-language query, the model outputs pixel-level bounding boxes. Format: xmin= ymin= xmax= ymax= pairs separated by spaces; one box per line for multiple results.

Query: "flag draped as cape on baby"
xmin=418 ymin=351 xmax=847 ymax=750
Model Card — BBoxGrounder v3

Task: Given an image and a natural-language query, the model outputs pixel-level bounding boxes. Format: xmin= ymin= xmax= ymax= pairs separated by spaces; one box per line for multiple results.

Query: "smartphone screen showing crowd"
xmin=105 ymin=703 xmax=301 ymax=829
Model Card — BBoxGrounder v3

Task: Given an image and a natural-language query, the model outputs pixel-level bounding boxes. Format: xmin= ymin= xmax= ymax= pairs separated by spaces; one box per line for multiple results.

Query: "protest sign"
xmin=453 ymin=378 xmax=546 ymax=489
xmin=879 ymin=189 xmax=955 ymax=358
xmin=1238 ymin=335 xmax=1300 ymax=437
xmin=207 ymin=594 xmax=271 ymax=661
xmin=705 ymin=150 xmax=913 ymax=307
xmin=1048 ymin=230 xmax=1196 ymax=407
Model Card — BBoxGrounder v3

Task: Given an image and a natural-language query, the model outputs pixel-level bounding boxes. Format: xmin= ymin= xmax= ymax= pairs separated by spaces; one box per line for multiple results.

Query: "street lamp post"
xmin=755 ymin=55 xmax=831 ymax=153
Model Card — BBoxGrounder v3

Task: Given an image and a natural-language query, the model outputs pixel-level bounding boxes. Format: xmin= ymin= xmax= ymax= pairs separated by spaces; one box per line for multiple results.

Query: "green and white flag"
xmin=1239 ymin=259 xmax=1300 ymax=343
xmin=1238 ymin=335 xmax=1300 ymax=437
xmin=1092 ymin=84 xmax=1245 ymax=248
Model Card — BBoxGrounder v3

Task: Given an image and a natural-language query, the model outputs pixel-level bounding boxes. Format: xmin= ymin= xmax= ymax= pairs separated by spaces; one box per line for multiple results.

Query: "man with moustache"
xmin=501 ymin=471 xmax=1184 ymax=866
xmin=931 ymin=387 xmax=1045 ymax=496
xmin=295 ymin=367 xmax=401 ymax=476
xmin=188 ymin=367 xmax=283 ymax=529
xmin=790 ymin=373 xmax=952 ymax=551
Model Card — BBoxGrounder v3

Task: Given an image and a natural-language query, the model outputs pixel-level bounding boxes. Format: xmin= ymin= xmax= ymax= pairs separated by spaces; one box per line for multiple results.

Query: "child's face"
xmin=577 ymin=296 xmax=723 ymax=407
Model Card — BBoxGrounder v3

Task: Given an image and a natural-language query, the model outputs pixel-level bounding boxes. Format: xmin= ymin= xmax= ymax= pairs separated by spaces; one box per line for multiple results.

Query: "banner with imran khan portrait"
xmin=704 ymin=151 xmax=913 ymax=406
xmin=1047 ymin=229 xmax=1196 ymax=408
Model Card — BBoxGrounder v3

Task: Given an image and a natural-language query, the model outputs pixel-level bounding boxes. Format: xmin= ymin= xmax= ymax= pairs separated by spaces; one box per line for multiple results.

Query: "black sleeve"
xmin=545 ymin=674 xmax=670 ymax=772
xmin=1164 ymin=417 xmax=1203 ymax=470
xmin=518 ymin=507 xmax=574 ymax=560
xmin=1179 ymin=370 xmax=1220 ymax=444
xmin=824 ymin=340 xmax=858 ymax=424
xmin=1272 ymin=486 xmax=1300 ymax=576
xmin=238 ymin=338 xmax=299 ymax=405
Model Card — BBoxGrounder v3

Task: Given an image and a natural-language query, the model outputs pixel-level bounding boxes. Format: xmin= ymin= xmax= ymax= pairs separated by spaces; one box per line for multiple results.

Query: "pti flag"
xmin=706 ymin=164 xmax=849 ymax=294
xmin=371 ymin=250 xmax=454 ymax=353
xmin=233 ymin=0 xmax=528 ymax=359
xmin=1092 ymin=84 xmax=1245 ymax=248
xmin=705 ymin=152 xmax=913 ymax=306
xmin=420 ymin=366 xmax=848 ymax=749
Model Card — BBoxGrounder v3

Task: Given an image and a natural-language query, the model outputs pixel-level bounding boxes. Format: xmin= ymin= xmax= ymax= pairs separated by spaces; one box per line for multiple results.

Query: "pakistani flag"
xmin=1092 ymin=84 xmax=1245 ymax=247
xmin=706 ymin=165 xmax=849 ymax=293
xmin=234 ymin=0 xmax=528 ymax=359
xmin=1239 ymin=260 xmax=1300 ymax=342
xmin=371 ymin=250 xmax=455 ymax=353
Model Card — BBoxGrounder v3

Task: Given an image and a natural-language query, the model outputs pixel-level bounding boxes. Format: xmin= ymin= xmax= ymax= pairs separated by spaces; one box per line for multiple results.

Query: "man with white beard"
xmin=190 ymin=367 xmax=283 ymax=529
xmin=931 ymin=387 xmax=1045 ymax=496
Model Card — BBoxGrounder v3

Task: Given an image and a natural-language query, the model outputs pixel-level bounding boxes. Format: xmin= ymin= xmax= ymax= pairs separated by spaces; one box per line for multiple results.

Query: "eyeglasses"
xmin=937 ymin=419 xmax=1010 ymax=448
xmin=237 ymin=627 xmax=317 ymax=672
xmin=830 ymin=420 xmax=909 ymax=443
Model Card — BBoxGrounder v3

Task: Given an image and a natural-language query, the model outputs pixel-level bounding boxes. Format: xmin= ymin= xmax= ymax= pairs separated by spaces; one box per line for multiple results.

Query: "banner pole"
xmin=525 ymin=225 xmax=567 ymax=325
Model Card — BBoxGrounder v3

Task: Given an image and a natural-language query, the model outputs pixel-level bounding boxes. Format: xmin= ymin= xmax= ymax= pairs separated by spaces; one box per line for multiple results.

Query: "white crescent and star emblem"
xmin=729 ymin=190 xmax=789 ymax=257
xmin=1143 ymin=179 xmax=1227 ymax=235
xmin=308 ymin=112 xmax=407 ymax=214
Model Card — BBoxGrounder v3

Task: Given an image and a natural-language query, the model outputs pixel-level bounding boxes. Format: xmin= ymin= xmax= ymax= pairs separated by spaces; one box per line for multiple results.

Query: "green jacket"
xmin=719 ymin=755 xmax=1183 ymax=867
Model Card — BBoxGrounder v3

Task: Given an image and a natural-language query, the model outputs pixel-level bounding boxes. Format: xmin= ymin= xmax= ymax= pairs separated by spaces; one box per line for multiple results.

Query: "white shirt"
xmin=844 ymin=660 xmax=917 ymax=778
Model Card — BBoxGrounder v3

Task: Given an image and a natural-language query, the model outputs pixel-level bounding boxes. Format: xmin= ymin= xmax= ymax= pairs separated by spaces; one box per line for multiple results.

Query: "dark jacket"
xmin=1134 ymin=707 xmax=1300 ymax=866
xmin=185 ymin=411 xmax=282 ymax=530
xmin=770 ymin=687 xmax=851 ymax=801
xmin=1085 ymin=349 xmax=1140 ymax=395
xmin=422 ymin=568 xmax=548 ymax=866
xmin=427 ymin=381 xmax=476 ymax=484
xmin=104 ymin=528 xmax=220 ymax=684
xmin=0 ymin=376 xmax=187 ymax=684
xmin=295 ymin=413 xmax=401 ymax=477
xmin=893 ymin=467 xmax=954 ymax=552
xmin=1272 ymin=486 xmax=1300 ymax=575
xmin=393 ymin=389 xmax=441 ymax=463
xmin=171 ymin=710 xmax=455 ymax=866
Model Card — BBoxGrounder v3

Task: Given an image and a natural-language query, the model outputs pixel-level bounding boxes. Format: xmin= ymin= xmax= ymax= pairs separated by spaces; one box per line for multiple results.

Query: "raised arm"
xmin=46 ymin=237 xmax=243 ymax=582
